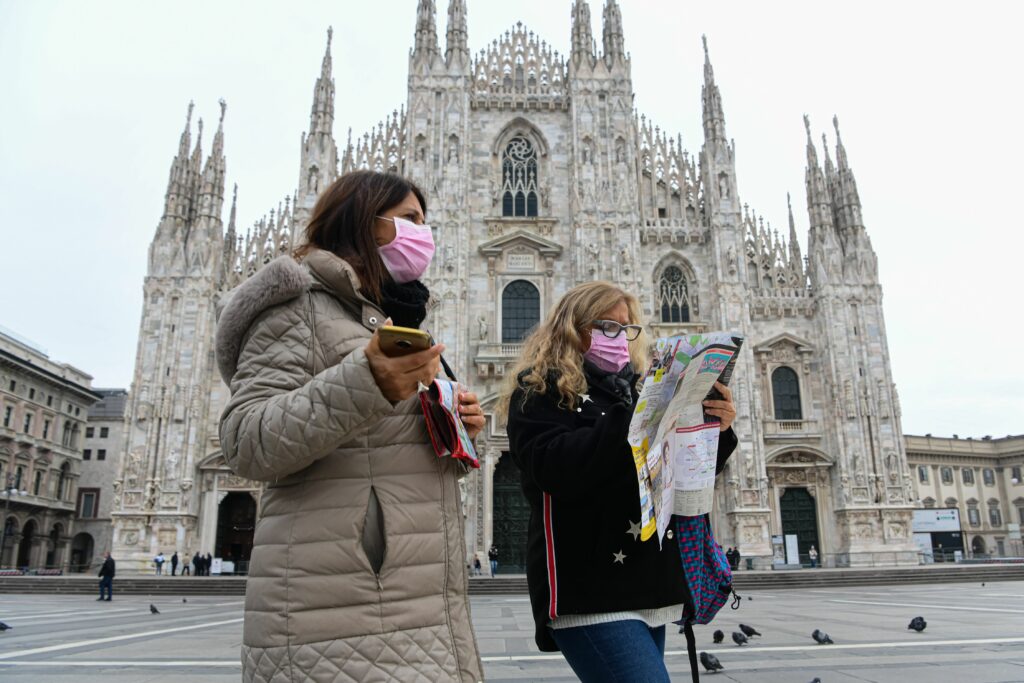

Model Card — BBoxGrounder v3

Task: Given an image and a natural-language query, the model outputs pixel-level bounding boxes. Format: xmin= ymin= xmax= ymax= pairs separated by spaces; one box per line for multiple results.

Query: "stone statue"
xmin=477 ymin=316 xmax=488 ymax=341
xmin=164 ymin=449 xmax=180 ymax=483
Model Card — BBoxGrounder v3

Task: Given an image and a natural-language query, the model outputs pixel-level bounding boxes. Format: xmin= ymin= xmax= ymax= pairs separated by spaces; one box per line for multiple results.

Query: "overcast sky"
xmin=1 ymin=0 xmax=1021 ymax=438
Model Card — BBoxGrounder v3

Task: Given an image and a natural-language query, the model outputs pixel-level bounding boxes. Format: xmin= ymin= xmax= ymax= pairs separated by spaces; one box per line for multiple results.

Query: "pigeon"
xmin=808 ymin=679 xmax=822 ymax=683
xmin=731 ymin=631 xmax=748 ymax=646
xmin=739 ymin=623 xmax=761 ymax=638
xmin=908 ymin=616 xmax=926 ymax=632
xmin=182 ymin=598 xmax=188 ymax=603
xmin=712 ymin=629 xmax=724 ymax=644
xmin=0 ymin=621 xmax=11 ymax=631
xmin=811 ymin=629 xmax=833 ymax=644
xmin=149 ymin=604 xmax=160 ymax=614
xmin=700 ymin=651 xmax=724 ymax=672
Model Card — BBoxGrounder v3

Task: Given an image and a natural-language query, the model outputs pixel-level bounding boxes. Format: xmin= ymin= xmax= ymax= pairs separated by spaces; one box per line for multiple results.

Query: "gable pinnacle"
xmin=445 ymin=0 xmax=469 ymax=65
xmin=701 ymin=35 xmax=726 ymax=143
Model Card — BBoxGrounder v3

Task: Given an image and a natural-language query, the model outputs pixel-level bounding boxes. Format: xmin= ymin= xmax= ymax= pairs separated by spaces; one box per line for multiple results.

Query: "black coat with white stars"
xmin=507 ymin=367 xmax=737 ymax=652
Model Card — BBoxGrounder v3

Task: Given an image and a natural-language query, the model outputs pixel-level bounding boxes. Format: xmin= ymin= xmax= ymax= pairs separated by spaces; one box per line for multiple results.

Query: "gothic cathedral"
xmin=110 ymin=0 xmax=918 ymax=572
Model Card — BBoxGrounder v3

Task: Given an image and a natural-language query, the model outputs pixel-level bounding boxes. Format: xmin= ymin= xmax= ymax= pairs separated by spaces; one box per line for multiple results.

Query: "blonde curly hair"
xmin=496 ymin=281 xmax=647 ymax=419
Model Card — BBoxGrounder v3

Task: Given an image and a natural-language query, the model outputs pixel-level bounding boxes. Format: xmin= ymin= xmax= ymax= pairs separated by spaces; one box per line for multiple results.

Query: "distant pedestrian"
xmin=726 ymin=547 xmax=735 ymax=569
xmin=171 ymin=551 xmax=179 ymax=576
xmin=205 ymin=553 xmax=212 ymax=575
xmin=97 ymin=552 xmax=115 ymax=601
xmin=182 ymin=553 xmax=191 ymax=576
xmin=733 ymin=547 xmax=742 ymax=571
xmin=154 ymin=552 xmax=165 ymax=575
xmin=488 ymin=545 xmax=499 ymax=576
xmin=196 ymin=553 xmax=205 ymax=576
xmin=473 ymin=556 xmax=482 ymax=576
xmin=808 ymin=545 xmax=819 ymax=568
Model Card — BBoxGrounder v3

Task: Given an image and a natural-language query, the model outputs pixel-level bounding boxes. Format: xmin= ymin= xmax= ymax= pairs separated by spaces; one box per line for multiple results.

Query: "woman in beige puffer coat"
xmin=216 ymin=171 xmax=484 ymax=682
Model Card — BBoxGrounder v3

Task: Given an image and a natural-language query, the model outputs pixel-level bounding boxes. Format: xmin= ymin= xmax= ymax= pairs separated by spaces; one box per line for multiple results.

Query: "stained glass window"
xmin=501 ymin=137 xmax=539 ymax=217
xmin=657 ymin=266 xmax=690 ymax=323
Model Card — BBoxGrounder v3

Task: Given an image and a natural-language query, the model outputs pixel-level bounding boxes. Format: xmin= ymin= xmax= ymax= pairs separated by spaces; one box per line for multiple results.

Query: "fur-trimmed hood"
xmin=215 ymin=255 xmax=313 ymax=385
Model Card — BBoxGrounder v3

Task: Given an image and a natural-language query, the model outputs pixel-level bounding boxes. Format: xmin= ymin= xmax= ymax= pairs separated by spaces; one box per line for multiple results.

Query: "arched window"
xmin=922 ymin=497 xmax=936 ymax=508
xmin=657 ymin=265 xmax=690 ymax=322
xmin=771 ymin=367 xmax=802 ymax=420
xmin=501 ymin=137 xmax=539 ymax=217
xmin=502 ymin=280 xmax=540 ymax=343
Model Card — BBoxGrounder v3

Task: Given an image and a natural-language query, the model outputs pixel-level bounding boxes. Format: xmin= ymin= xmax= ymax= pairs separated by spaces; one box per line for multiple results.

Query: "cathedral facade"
xmin=110 ymin=0 xmax=919 ymax=572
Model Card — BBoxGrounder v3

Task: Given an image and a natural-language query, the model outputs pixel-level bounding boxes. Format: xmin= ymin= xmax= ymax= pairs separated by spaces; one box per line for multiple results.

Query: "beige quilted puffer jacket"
xmin=216 ymin=249 xmax=483 ymax=682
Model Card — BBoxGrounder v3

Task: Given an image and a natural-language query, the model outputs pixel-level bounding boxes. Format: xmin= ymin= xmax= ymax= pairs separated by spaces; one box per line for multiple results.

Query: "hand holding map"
xmin=627 ymin=332 xmax=743 ymax=544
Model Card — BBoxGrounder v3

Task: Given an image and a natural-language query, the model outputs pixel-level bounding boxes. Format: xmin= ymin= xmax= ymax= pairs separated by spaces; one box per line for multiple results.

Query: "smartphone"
xmin=378 ymin=325 xmax=434 ymax=357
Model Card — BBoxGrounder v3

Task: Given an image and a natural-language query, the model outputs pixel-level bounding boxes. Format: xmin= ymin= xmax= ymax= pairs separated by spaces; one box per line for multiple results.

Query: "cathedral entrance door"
xmin=492 ymin=453 xmax=528 ymax=574
xmin=215 ymin=492 xmax=256 ymax=574
xmin=779 ymin=487 xmax=819 ymax=565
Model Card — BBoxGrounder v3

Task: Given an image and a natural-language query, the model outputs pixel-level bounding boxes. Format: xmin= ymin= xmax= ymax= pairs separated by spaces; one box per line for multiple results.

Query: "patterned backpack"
xmin=673 ymin=513 xmax=741 ymax=682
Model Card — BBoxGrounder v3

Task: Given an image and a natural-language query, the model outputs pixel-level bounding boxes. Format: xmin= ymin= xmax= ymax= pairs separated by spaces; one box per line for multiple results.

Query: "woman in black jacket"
xmin=502 ymin=281 xmax=737 ymax=682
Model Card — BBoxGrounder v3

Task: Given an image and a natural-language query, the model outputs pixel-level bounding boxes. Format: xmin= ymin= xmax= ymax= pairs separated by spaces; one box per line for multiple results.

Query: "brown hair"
xmin=294 ymin=170 xmax=427 ymax=303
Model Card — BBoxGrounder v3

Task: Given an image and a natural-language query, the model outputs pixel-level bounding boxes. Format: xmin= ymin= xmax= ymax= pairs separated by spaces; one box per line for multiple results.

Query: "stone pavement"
xmin=0 ymin=580 xmax=1021 ymax=682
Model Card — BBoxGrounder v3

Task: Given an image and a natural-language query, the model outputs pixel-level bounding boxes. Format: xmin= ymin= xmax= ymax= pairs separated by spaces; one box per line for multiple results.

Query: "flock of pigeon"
xmin=0 ymin=601 xmax=934 ymax=683
xmin=698 ymin=616 xmax=928 ymax=678
xmin=0 ymin=597 xmax=191 ymax=631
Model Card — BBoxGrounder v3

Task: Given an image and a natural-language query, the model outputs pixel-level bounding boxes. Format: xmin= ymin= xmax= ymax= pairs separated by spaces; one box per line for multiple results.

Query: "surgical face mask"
xmin=584 ymin=330 xmax=632 ymax=373
xmin=376 ymin=216 xmax=435 ymax=283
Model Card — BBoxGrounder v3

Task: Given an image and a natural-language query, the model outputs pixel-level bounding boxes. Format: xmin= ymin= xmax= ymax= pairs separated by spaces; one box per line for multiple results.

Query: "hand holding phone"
xmin=365 ymin=324 xmax=444 ymax=402
xmin=377 ymin=325 xmax=434 ymax=357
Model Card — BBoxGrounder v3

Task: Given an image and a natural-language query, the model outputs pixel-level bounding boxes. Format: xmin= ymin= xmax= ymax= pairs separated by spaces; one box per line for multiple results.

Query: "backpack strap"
xmin=683 ymin=622 xmax=700 ymax=683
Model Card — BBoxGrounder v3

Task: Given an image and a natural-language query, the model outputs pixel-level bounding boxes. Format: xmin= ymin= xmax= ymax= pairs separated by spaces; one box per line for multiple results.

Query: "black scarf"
xmin=582 ymin=359 xmax=638 ymax=406
xmin=379 ymin=279 xmax=430 ymax=329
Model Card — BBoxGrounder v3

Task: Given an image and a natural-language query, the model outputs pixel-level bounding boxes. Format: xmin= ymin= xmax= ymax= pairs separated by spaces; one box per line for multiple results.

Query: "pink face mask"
xmin=377 ymin=216 xmax=435 ymax=283
xmin=584 ymin=331 xmax=632 ymax=373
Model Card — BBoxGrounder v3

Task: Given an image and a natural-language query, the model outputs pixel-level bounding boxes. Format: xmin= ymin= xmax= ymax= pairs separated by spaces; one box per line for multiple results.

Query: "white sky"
xmin=1 ymin=0 xmax=1021 ymax=438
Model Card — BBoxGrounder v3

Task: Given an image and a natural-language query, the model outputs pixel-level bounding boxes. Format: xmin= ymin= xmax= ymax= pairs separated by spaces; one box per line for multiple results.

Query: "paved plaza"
xmin=0 ymin=580 xmax=1021 ymax=682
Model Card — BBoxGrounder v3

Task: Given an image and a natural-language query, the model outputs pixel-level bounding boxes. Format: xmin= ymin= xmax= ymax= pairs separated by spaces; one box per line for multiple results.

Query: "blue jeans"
xmin=550 ymin=621 xmax=669 ymax=682
xmin=490 ymin=560 xmax=497 ymax=575
xmin=98 ymin=576 xmax=112 ymax=600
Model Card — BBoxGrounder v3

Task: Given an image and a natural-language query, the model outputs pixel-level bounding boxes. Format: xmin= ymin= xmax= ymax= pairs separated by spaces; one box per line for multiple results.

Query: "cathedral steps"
xmin=0 ymin=563 xmax=1020 ymax=595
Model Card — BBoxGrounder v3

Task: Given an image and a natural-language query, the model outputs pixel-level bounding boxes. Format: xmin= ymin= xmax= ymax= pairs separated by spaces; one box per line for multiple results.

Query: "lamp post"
xmin=1 ymin=473 xmax=28 ymax=569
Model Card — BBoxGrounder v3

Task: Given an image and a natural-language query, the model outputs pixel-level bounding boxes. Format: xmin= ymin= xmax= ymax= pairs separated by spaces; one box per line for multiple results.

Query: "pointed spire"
xmin=222 ymin=184 xmax=238 ymax=279
xmin=178 ymin=101 xmax=194 ymax=157
xmin=308 ymin=28 xmax=335 ymax=137
xmin=413 ymin=0 xmax=438 ymax=60
xmin=803 ymin=115 xmax=832 ymax=230
xmin=803 ymin=114 xmax=818 ymax=168
xmin=833 ymin=115 xmax=849 ymax=169
xmin=822 ymin=132 xmax=836 ymax=184
xmin=191 ymin=117 xmax=204 ymax=173
xmin=227 ymin=184 xmax=237 ymax=236
xmin=445 ymin=0 xmax=469 ymax=66
xmin=162 ymin=102 xmax=195 ymax=221
xmin=602 ymin=0 xmax=624 ymax=64
xmin=199 ymin=99 xmax=227 ymax=222
xmin=701 ymin=36 xmax=727 ymax=143
xmin=571 ymin=0 xmax=594 ymax=64
xmin=787 ymin=192 xmax=803 ymax=268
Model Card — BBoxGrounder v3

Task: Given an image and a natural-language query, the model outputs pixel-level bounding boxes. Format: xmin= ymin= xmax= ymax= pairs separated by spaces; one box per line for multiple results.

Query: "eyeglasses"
xmin=592 ymin=319 xmax=643 ymax=341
